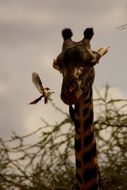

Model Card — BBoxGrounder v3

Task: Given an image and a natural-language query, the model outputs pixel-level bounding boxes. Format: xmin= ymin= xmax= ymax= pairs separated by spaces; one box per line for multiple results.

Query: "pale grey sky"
xmin=0 ymin=0 xmax=127 ymax=138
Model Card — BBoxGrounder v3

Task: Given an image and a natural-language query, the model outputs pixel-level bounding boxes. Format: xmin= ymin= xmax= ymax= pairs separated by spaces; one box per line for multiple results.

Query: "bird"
xmin=29 ymin=72 xmax=54 ymax=104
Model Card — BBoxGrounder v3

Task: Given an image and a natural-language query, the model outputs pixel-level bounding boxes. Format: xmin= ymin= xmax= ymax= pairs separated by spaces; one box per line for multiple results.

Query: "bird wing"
xmin=29 ymin=95 xmax=43 ymax=104
xmin=32 ymin=72 xmax=44 ymax=93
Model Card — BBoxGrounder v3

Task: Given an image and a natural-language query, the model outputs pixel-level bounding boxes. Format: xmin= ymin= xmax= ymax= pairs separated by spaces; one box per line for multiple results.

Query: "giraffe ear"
xmin=83 ymin=27 xmax=94 ymax=40
xmin=62 ymin=28 xmax=73 ymax=40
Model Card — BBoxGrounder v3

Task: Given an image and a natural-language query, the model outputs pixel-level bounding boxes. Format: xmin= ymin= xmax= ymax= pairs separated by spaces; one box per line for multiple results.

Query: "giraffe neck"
xmin=69 ymin=89 xmax=101 ymax=190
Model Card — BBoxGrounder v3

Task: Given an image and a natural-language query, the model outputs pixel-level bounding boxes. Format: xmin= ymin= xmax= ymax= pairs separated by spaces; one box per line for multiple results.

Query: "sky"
xmin=0 ymin=0 xmax=127 ymax=139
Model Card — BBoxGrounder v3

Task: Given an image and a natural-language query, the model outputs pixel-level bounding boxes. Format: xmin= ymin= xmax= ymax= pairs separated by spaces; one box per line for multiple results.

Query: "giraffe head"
xmin=54 ymin=28 xmax=95 ymax=105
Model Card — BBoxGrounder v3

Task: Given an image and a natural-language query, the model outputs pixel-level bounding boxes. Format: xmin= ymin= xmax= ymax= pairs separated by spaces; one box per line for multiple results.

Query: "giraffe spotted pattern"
xmin=69 ymin=90 xmax=100 ymax=190
xmin=53 ymin=28 xmax=109 ymax=190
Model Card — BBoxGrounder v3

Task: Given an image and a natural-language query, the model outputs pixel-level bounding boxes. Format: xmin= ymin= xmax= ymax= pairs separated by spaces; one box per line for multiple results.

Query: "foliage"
xmin=0 ymin=85 xmax=127 ymax=190
xmin=94 ymin=85 xmax=127 ymax=190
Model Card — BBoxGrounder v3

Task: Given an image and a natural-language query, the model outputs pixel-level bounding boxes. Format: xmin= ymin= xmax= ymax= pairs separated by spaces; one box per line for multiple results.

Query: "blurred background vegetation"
xmin=0 ymin=85 xmax=127 ymax=190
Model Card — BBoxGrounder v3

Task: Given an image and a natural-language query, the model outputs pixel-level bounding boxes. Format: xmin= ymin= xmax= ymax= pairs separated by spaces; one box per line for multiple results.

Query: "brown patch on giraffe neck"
xmin=73 ymin=91 xmax=100 ymax=190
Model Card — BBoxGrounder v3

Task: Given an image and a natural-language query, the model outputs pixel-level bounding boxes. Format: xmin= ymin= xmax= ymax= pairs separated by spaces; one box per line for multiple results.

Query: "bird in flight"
xmin=29 ymin=72 xmax=54 ymax=104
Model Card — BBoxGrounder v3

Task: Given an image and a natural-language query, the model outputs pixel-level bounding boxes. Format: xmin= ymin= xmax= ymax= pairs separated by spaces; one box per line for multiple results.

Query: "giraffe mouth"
xmin=61 ymin=78 xmax=82 ymax=105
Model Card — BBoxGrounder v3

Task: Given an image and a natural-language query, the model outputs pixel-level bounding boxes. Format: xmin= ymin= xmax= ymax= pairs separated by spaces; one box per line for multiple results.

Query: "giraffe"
xmin=53 ymin=28 xmax=109 ymax=190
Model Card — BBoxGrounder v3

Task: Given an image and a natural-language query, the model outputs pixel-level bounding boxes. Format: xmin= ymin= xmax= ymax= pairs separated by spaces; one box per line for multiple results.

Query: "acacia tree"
xmin=0 ymin=85 xmax=127 ymax=190
xmin=116 ymin=24 xmax=127 ymax=30
xmin=93 ymin=85 xmax=127 ymax=189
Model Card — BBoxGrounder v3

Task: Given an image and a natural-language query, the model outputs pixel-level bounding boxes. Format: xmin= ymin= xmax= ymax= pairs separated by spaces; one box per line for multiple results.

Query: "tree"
xmin=94 ymin=85 xmax=127 ymax=189
xmin=116 ymin=24 xmax=127 ymax=30
xmin=0 ymin=85 xmax=127 ymax=190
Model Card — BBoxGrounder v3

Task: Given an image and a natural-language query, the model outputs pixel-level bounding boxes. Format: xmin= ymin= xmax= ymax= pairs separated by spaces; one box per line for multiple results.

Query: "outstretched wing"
xmin=32 ymin=72 xmax=44 ymax=93
xmin=29 ymin=95 xmax=43 ymax=104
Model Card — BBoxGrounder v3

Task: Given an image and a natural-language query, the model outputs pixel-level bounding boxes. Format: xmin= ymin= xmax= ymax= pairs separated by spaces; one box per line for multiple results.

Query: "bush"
xmin=0 ymin=85 xmax=127 ymax=190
